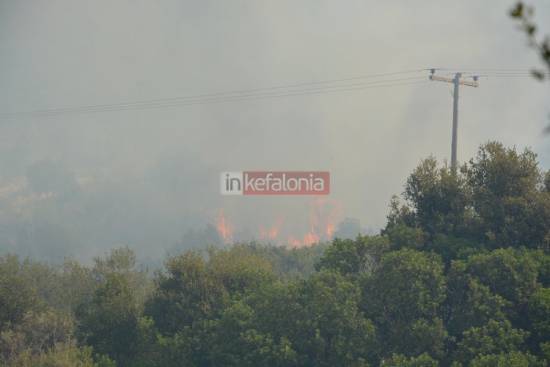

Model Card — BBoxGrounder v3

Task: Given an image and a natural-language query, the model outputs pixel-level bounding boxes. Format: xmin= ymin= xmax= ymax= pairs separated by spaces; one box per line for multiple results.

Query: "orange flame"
xmin=258 ymin=218 xmax=282 ymax=241
xmin=216 ymin=209 xmax=233 ymax=243
xmin=326 ymin=223 xmax=335 ymax=238
xmin=303 ymin=231 xmax=320 ymax=246
xmin=307 ymin=198 xmax=341 ymax=243
xmin=215 ymin=199 xmax=341 ymax=248
xmin=287 ymin=236 xmax=301 ymax=248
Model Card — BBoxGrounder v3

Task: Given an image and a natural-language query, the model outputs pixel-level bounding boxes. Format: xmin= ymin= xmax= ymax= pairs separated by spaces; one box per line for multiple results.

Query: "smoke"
xmin=0 ymin=0 xmax=549 ymax=261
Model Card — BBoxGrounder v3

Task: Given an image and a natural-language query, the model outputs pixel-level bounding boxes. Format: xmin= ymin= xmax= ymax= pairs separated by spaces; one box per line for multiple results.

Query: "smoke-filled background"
xmin=0 ymin=0 xmax=549 ymax=262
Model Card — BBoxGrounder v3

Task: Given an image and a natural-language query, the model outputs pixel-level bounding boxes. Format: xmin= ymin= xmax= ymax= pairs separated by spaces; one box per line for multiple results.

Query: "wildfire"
xmin=259 ymin=218 xmax=282 ymax=241
xmin=216 ymin=209 xmax=233 ymax=243
xmin=282 ymin=199 xmax=341 ymax=247
xmin=303 ymin=198 xmax=341 ymax=246
xmin=287 ymin=236 xmax=302 ymax=247
xmin=302 ymin=231 xmax=320 ymax=246
xmin=325 ymin=222 xmax=335 ymax=238
xmin=215 ymin=198 xmax=342 ymax=248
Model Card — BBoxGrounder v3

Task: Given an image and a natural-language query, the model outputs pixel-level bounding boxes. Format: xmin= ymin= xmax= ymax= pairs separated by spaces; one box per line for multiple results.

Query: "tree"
xmin=527 ymin=288 xmax=550 ymax=347
xmin=460 ymin=249 xmax=539 ymax=322
xmin=403 ymin=157 xmax=470 ymax=238
xmin=145 ymin=251 xmax=227 ymax=336
xmin=360 ymin=249 xmax=447 ymax=359
xmin=380 ymin=353 xmax=439 ymax=367
xmin=469 ymin=350 xmax=542 ymax=367
xmin=0 ymin=309 xmax=91 ymax=367
xmin=248 ymin=271 xmax=377 ymax=367
xmin=0 ymin=255 xmax=39 ymax=330
xmin=452 ymin=319 xmax=529 ymax=365
xmin=316 ymin=235 xmax=389 ymax=276
xmin=145 ymin=247 xmax=275 ymax=339
xmin=385 ymin=224 xmax=425 ymax=251
xmin=73 ymin=247 xmax=153 ymax=366
xmin=388 ymin=143 xmax=550 ymax=251
xmin=206 ymin=300 xmax=297 ymax=367
xmin=206 ymin=246 xmax=275 ymax=295
xmin=509 ymin=2 xmax=550 ymax=135
xmin=76 ymin=273 xmax=140 ymax=365
xmin=509 ymin=2 xmax=550 ymax=81
xmin=12 ymin=258 xmax=96 ymax=315
xmin=466 ymin=142 xmax=549 ymax=248
xmin=445 ymin=262 xmax=509 ymax=337
xmin=10 ymin=343 xmax=107 ymax=367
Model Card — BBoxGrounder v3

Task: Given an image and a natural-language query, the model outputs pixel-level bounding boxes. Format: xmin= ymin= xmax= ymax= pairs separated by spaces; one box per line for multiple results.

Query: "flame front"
xmin=216 ymin=199 xmax=341 ymax=248
xmin=216 ymin=209 xmax=233 ymax=243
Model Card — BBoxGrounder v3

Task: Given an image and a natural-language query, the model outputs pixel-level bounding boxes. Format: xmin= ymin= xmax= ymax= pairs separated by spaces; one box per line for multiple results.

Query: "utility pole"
xmin=429 ymin=69 xmax=479 ymax=171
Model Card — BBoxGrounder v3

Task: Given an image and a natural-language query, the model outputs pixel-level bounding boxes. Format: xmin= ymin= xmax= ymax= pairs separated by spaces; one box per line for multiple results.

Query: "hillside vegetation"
xmin=1 ymin=142 xmax=549 ymax=367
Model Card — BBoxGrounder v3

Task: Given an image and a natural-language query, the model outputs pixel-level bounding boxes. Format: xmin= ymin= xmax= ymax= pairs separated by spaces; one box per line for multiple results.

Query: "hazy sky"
xmin=0 ymin=0 xmax=549 ymax=258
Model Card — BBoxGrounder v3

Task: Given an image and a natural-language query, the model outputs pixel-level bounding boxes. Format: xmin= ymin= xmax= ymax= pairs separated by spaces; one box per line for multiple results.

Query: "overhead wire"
xmin=9 ymin=79 xmax=430 ymax=118
xmin=0 ymin=67 xmax=546 ymax=119
xmin=0 ymin=71 xmax=428 ymax=118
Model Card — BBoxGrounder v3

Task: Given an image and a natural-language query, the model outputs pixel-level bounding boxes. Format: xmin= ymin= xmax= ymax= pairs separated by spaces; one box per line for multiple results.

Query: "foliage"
xmin=510 ymin=2 xmax=550 ymax=80
xmin=316 ymin=235 xmax=389 ymax=275
xmin=380 ymin=353 xmax=439 ymax=367
xmin=361 ymin=249 xmax=447 ymax=360
xmin=452 ymin=319 xmax=529 ymax=365
xmin=0 ymin=256 xmax=40 ymax=330
xmin=1 ymin=142 xmax=548 ymax=366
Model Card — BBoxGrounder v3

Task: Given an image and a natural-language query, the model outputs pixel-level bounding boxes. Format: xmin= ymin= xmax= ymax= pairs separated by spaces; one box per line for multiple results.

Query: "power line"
xmin=429 ymin=67 xmax=548 ymax=170
xmin=476 ymin=74 xmax=550 ymax=78
xmin=0 ymin=72 xmax=428 ymax=118
xmin=433 ymin=67 xmax=540 ymax=72
xmin=6 ymin=80 xmax=430 ymax=118
xmin=433 ymin=68 xmax=549 ymax=77
xmin=28 ymin=77 xmax=427 ymax=115
xmin=0 ymin=67 xmax=544 ymax=119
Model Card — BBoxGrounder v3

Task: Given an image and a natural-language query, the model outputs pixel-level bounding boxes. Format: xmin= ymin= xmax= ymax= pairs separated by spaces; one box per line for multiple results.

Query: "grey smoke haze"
xmin=0 ymin=0 xmax=549 ymax=261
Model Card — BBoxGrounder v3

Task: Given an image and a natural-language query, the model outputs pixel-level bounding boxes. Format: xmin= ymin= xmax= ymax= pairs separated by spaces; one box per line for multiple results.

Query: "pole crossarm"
xmin=429 ymin=74 xmax=479 ymax=87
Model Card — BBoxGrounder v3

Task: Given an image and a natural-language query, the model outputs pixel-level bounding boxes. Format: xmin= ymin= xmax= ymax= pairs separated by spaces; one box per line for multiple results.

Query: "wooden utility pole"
xmin=429 ymin=69 xmax=479 ymax=171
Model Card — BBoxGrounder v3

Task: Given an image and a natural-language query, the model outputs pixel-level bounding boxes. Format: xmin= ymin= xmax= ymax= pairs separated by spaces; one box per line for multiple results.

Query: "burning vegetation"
xmin=215 ymin=198 xmax=343 ymax=247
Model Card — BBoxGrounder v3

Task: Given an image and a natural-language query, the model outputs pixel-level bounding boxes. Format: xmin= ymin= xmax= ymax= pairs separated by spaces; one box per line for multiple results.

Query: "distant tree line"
xmin=0 ymin=142 xmax=549 ymax=366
